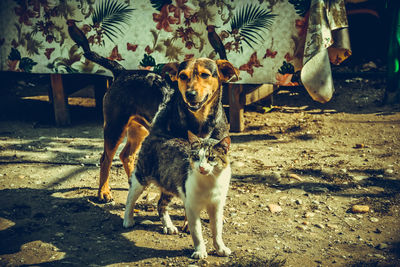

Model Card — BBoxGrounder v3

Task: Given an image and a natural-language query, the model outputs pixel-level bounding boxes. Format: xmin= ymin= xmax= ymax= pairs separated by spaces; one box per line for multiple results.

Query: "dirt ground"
xmin=0 ymin=69 xmax=399 ymax=267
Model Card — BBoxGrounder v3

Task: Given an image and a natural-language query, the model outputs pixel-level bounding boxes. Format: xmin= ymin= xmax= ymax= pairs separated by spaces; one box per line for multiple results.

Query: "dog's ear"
xmin=187 ymin=131 xmax=200 ymax=144
xmin=216 ymin=60 xmax=240 ymax=82
xmin=215 ymin=136 xmax=231 ymax=154
xmin=162 ymin=62 xmax=180 ymax=81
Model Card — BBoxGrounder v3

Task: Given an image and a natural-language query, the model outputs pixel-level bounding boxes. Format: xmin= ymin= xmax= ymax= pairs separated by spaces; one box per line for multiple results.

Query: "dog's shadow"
xmin=0 ymin=188 xmax=190 ymax=266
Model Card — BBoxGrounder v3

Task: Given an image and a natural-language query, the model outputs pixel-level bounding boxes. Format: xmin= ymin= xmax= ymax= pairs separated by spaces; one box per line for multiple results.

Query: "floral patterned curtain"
xmin=0 ymin=0 xmax=351 ymax=103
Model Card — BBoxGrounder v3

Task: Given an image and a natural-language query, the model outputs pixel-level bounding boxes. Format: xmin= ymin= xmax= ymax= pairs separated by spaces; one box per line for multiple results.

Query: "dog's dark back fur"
xmin=84 ymin=51 xmax=174 ymax=148
xmin=83 ymin=51 xmax=173 ymax=128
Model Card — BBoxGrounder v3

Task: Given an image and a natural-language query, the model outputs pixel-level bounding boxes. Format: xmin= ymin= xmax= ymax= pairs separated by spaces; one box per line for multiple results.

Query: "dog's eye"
xmin=179 ymin=73 xmax=188 ymax=81
xmin=200 ymin=73 xmax=210 ymax=79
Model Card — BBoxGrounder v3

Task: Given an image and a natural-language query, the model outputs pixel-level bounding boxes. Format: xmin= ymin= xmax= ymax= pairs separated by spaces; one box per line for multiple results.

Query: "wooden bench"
xmin=50 ymin=74 xmax=276 ymax=131
xmin=50 ymin=73 xmax=109 ymax=126
xmin=227 ymin=83 xmax=276 ymax=132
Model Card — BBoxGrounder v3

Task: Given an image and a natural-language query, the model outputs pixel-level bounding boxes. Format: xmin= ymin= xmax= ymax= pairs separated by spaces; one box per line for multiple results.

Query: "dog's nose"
xmin=185 ymin=90 xmax=197 ymax=101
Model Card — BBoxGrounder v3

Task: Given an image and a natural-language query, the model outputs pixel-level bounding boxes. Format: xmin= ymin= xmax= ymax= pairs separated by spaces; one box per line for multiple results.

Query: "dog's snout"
xmin=185 ymin=90 xmax=198 ymax=101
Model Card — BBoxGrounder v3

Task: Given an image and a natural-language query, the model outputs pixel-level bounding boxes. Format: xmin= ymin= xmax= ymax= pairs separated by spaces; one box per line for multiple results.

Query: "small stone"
xmin=373 ymin=254 xmax=386 ymax=260
xmin=385 ymin=169 xmax=394 ymax=175
xmin=295 ymin=199 xmax=302 ymax=205
xmin=370 ymin=217 xmax=379 ymax=223
xmin=289 ymin=173 xmax=303 ymax=181
xmin=296 ymin=225 xmax=306 ymax=231
xmin=351 ymin=205 xmax=369 ymax=213
xmin=314 ymin=223 xmax=325 ymax=229
xmin=304 ymin=212 xmax=315 ymax=218
xmin=302 ymin=221 xmax=309 ymax=225
xmin=141 ymin=220 xmax=153 ymax=225
xmin=326 ymin=224 xmax=338 ymax=230
xmin=353 ymin=175 xmax=369 ymax=181
xmin=268 ymin=204 xmax=282 ymax=213
xmin=198 ymin=259 xmax=209 ymax=266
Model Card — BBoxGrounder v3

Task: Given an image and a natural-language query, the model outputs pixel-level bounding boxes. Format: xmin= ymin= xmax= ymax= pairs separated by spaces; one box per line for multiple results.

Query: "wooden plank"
xmin=50 ymin=74 xmax=71 ymax=126
xmin=228 ymin=83 xmax=244 ymax=132
xmin=244 ymin=84 xmax=275 ymax=105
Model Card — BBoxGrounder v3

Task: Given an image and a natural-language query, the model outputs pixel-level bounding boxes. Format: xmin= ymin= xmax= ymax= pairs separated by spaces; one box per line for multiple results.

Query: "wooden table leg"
xmin=228 ymin=83 xmax=244 ymax=132
xmin=50 ymin=74 xmax=71 ymax=126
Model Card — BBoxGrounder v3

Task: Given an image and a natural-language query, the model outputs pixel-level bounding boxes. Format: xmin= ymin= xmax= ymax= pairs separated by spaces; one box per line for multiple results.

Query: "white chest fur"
xmin=182 ymin=163 xmax=232 ymax=258
xmin=184 ymin=164 xmax=231 ymax=211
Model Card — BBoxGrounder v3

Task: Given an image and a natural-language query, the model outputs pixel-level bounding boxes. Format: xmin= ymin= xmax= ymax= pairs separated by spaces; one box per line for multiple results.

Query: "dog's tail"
xmin=83 ymin=51 xmax=125 ymax=78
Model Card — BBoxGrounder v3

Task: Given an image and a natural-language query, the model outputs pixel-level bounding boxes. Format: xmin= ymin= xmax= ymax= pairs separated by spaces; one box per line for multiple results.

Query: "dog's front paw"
xmin=216 ymin=246 xmax=231 ymax=257
xmin=98 ymin=189 xmax=113 ymax=203
xmin=162 ymin=225 xmax=178 ymax=235
xmin=123 ymin=217 xmax=135 ymax=228
xmin=191 ymin=248 xmax=207 ymax=259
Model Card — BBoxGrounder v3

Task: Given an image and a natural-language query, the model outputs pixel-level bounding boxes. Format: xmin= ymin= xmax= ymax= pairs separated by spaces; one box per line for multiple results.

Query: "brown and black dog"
xmin=83 ymin=51 xmax=238 ymax=202
xmin=155 ymin=58 xmax=239 ymax=139
xmin=83 ymin=51 xmax=173 ymax=202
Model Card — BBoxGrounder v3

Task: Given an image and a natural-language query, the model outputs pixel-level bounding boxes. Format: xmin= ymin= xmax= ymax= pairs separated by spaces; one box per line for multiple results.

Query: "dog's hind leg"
xmin=158 ymin=192 xmax=178 ymax=234
xmin=99 ymin=119 xmax=128 ymax=202
xmin=123 ymin=173 xmax=145 ymax=228
xmin=119 ymin=118 xmax=149 ymax=182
